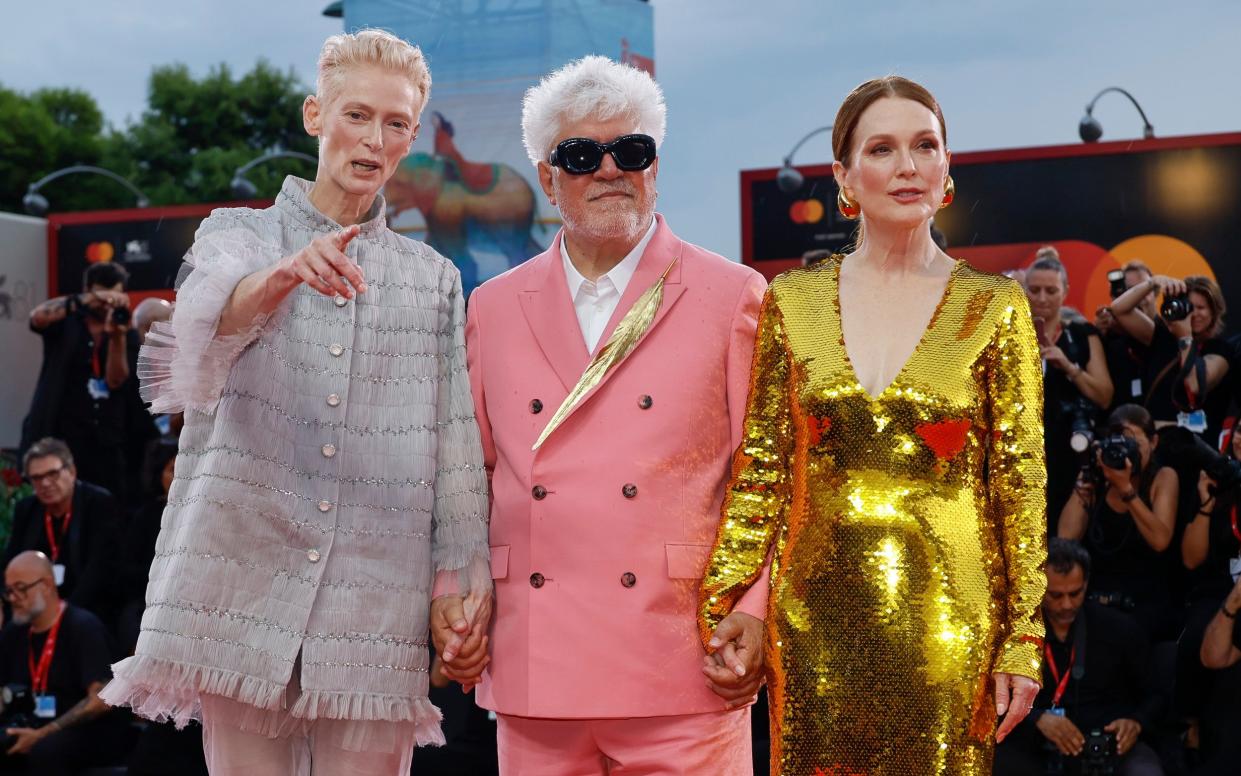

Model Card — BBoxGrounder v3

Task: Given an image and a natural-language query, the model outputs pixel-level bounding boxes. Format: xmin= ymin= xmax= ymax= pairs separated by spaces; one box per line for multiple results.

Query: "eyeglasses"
xmin=549 ymin=134 xmax=657 ymax=175
xmin=3 ymin=579 xmax=46 ymax=600
xmin=25 ymin=465 xmax=67 ymax=485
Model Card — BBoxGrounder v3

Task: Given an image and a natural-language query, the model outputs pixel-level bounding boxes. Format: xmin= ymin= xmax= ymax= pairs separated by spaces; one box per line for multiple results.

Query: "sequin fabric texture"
xmin=700 ymin=257 xmax=1047 ymax=776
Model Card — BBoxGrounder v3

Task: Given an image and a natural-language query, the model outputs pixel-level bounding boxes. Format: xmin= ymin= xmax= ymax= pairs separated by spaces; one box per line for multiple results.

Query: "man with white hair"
xmin=99 ymin=29 xmax=491 ymax=774
xmin=465 ymin=56 xmax=768 ymax=774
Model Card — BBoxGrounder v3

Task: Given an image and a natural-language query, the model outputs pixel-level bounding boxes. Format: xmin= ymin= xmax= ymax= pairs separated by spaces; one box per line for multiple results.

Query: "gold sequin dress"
xmin=700 ymin=257 xmax=1047 ymax=776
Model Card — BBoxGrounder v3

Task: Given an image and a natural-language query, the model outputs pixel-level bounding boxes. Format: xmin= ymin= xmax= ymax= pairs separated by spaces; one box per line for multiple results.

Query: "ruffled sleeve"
xmin=986 ymin=280 xmax=1049 ymax=681
xmin=428 ymin=261 xmax=492 ymax=619
xmin=137 ymin=212 xmax=283 ymax=415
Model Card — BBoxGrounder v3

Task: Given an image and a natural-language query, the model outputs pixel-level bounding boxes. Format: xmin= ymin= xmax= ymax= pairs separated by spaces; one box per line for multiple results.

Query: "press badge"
xmin=53 ymin=564 xmax=65 ymax=587
xmin=1048 ymin=707 xmax=1065 ymax=717
xmin=1131 ymin=378 xmax=1143 ymax=398
xmin=1230 ymin=556 xmax=1241 ymax=584
xmin=1178 ymin=410 xmax=1208 ymax=433
xmin=34 ymin=695 xmax=56 ymax=719
xmin=86 ymin=377 xmax=110 ymax=400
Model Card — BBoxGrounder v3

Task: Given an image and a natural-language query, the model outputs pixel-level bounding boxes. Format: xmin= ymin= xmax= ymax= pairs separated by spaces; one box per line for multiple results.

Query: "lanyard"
xmin=1044 ymin=642 xmax=1076 ymax=708
xmin=90 ymin=334 xmax=105 ymax=379
xmin=44 ymin=508 xmax=72 ymax=563
xmin=28 ymin=602 xmax=67 ymax=696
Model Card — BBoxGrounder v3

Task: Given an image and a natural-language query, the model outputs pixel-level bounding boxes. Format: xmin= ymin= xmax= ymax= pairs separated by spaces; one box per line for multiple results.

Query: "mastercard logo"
xmin=85 ymin=242 xmax=115 ymax=263
xmin=789 ymin=199 xmax=825 ymax=225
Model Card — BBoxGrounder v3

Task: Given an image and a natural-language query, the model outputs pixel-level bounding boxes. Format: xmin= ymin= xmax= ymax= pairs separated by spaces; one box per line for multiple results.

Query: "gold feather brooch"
xmin=532 ymin=256 xmax=679 ymax=451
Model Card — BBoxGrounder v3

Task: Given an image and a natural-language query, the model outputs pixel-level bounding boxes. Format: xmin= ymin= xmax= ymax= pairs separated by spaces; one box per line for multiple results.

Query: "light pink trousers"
xmin=497 ymin=708 xmax=753 ymax=776
xmin=200 ymin=694 xmax=418 ymax=776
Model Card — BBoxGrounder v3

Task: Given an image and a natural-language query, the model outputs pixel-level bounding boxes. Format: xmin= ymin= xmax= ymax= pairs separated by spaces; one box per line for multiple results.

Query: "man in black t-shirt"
xmin=0 ymin=551 xmax=125 ymax=774
xmin=995 ymin=539 xmax=1165 ymax=776
xmin=21 ymin=262 xmax=141 ymax=502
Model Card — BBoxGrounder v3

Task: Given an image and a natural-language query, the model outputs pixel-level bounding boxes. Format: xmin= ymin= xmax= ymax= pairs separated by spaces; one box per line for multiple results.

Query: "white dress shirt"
xmin=561 ymin=219 xmax=658 ymax=352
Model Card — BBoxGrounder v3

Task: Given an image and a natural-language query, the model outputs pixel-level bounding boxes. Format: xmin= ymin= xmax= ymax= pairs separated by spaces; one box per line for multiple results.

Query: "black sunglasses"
xmin=549 ymin=134 xmax=657 ymax=175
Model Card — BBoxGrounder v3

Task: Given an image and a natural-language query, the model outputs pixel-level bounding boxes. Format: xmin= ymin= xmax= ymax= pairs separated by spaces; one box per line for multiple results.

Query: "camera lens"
xmin=112 ymin=307 xmax=131 ymax=325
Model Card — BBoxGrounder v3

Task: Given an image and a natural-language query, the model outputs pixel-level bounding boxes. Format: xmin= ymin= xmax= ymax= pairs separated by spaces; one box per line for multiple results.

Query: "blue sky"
xmin=4 ymin=0 xmax=1240 ymax=259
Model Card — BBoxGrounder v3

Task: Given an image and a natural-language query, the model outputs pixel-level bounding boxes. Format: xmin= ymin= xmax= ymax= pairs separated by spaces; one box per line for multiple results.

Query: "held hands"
xmin=703 ymin=612 xmax=765 ymax=708
xmin=994 ymin=672 xmax=1040 ymax=743
xmin=429 ymin=593 xmax=492 ymax=691
xmin=93 ymin=289 xmax=131 ymax=337
xmin=1099 ymin=452 xmax=1134 ymax=492
xmin=1104 ymin=718 xmax=1142 ymax=756
xmin=283 ymin=225 xmax=367 ymax=299
xmin=1150 ymin=274 xmax=1188 ymax=298
xmin=1035 ymin=712 xmax=1084 ymax=756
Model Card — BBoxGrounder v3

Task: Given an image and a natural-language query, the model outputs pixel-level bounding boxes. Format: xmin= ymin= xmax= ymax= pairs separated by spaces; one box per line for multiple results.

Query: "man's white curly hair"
xmin=316 ymin=28 xmax=431 ymax=111
xmin=521 ymin=55 xmax=666 ymax=167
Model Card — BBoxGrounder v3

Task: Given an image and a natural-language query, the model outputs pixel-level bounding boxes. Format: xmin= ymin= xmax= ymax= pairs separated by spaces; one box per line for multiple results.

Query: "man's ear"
xmin=304 ymin=95 xmax=323 ymax=137
xmin=537 ymin=161 xmax=556 ymax=206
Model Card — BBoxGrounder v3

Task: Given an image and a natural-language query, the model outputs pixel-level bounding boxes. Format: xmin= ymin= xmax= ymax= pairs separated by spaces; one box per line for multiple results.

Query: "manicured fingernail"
xmin=734 ymin=665 xmax=746 ymax=676
xmin=359 ymin=283 xmax=368 ymax=293
xmin=708 ymin=638 xmax=722 ymax=648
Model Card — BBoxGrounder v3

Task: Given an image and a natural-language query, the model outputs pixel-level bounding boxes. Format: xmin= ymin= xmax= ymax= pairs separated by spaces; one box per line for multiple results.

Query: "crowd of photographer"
xmin=3 ymin=248 xmax=1241 ymax=774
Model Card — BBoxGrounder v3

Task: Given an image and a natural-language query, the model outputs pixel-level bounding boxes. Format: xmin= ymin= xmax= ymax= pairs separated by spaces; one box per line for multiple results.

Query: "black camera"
xmin=1160 ymin=426 xmax=1241 ymax=494
xmin=1080 ymin=729 xmax=1119 ymax=775
xmin=111 ymin=306 xmax=131 ymax=326
xmin=1160 ymin=293 xmax=1192 ymax=322
xmin=1107 ymin=269 xmax=1127 ymax=300
xmin=0 ymin=684 xmax=36 ymax=752
xmin=1063 ymin=399 xmax=1097 ymax=454
xmin=1098 ymin=434 xmax=1140 ymax=471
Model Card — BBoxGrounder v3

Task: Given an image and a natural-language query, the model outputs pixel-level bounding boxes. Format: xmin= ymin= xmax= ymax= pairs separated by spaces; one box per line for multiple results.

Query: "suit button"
xmin=334 ymin=295 xmax=348 ymax=308
xmin=529 ymin=399 xmax=543 ymax=414
xmin=532 ymin=485 xmax=547 ymax=500
xmin=317 ymin=500 xmax=332 ymax=513
xmin=637 ymin=394 xmax=653 ymax=409
xmin=322 ymin=443 xmax=337 ymax=458
xmin=530 ymin=572 xmax=545 ymax=588
xmin=326 ymin=393 xmax=341 ymax=407
xmin=307 ymin=549 xmax=321 ymax=563
xmin=622 ymin=483 xmax=638 ymax=499
xmin=620 ymin=572 xmax=637 ymax=588
xmin=329 ymin=343 xmax=344 ymax=357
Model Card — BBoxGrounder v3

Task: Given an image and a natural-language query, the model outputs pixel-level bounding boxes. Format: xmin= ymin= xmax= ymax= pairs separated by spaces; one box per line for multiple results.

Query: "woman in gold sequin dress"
xmin=699 ymin=78 xmax=1047 ymax=776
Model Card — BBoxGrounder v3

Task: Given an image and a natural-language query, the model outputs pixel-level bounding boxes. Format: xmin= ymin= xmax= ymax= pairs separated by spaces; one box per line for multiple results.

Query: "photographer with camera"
xmin=1058 ymin=405 xmax=1179 ymax=640
xmin=1110 ymin=273 xmax=1232 ymax=445
xmin=1025 ymin=249 xmax=1115 ymax=531
xmin=21 ymin=262 xmax=138 ymax=502
xmin=1095 ymin=261 xmax=1158 ymax=410
xmin=1172 ymin=426 xmax=1241 ymax=772
xmin=0 ymin=551 xmax=125 ymax=774
xmin=994 ymin=539 xmax=1165 ymax=776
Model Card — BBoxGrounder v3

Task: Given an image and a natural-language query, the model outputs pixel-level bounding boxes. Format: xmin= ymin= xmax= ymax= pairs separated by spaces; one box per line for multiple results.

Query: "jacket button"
xmin=328 ymin=343 xmax=344 ymax=357
xmin=307 ymin=549 xmax=321 ymax=563
xmin=321 ymin=443 xmax=337 ymax=458
xmin=317 ymin=500 xmax=332 ymax=513
xmin=530 ymin=572 xmax=545 ymax=588
xmin=334 ymin=295 xmax=348 ymax=308
xmin=637 ymin=394 xmax=653 ymax=409
xmin=326 ymin=393 xmax=341 ymax=407
xmin=532 ymin=485 xmax=547 ymax=500
xmin=622 ymin=483 xmax=638 ymax=499
xmin=620 ymin=572 xmax=637 ymax=588
xmin=530 ymin=399 xmax=543 ymax=414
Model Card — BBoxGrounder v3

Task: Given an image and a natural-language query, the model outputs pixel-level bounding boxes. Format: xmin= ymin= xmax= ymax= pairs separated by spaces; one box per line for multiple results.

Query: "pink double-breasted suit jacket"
xmin=465 ymin=215 xmax=769 ymax=719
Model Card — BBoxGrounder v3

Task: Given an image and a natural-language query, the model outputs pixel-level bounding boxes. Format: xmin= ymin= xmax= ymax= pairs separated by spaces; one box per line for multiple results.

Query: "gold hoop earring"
xmin=939 ymin=176 xmax=955 ymax=210
xmin=837 ymin=188 xmax=860 ymax=220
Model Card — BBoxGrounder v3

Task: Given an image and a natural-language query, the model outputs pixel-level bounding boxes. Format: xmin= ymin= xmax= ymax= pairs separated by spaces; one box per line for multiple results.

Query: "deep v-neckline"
xmin=832 ymin=257 xmax=960 ymax=403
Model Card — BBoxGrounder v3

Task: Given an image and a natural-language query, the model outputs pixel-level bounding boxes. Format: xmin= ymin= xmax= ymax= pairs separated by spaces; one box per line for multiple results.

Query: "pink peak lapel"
xmin=517 ymin=234 xmax=590 ymax=392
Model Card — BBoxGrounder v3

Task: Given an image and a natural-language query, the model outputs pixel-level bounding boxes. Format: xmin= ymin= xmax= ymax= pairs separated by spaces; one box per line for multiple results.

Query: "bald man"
xmin=131 ymin=297 xmax=173 ymax=345
xmin=0 ymin=551 xmax=124 ymax=772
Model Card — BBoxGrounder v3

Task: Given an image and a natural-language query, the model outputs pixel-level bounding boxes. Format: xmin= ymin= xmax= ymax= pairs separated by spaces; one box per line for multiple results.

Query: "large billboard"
xmin=347 ymin=0 xmax=655 ymax=296
xmin=741 ymin=132 xmax=1241 ymax=329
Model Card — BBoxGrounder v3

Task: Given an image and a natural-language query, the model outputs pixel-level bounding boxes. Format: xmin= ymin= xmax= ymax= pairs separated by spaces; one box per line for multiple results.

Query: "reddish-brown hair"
xmin=832 ymin=76 xmax=947 ymax=166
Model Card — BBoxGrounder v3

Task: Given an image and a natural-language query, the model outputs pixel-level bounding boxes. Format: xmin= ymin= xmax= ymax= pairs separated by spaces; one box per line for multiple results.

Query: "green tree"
xmin=0 ymin=59 xmax=319 ymax=214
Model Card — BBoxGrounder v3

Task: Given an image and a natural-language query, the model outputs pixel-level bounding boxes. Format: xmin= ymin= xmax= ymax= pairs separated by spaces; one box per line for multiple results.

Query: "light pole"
xmin=776 ymin=125 xmax=833 ymax=194
xmin=230 ymin=151 xmax=318 ymax=199
xmin=1079 ymin=87 xmax=1155 ymax=143
xmin=23 ymin=165 xmax=150 ymax=216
